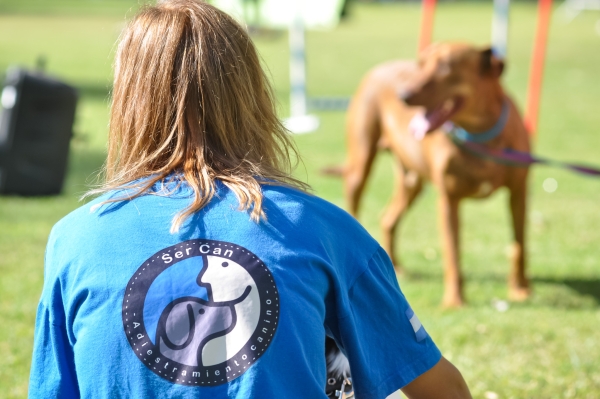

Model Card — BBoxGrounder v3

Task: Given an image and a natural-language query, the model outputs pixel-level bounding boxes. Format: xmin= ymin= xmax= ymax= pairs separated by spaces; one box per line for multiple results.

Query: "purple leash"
xmin=450 ymin=136 xmax=600 ymax=177
xmin=441 ymin=102 xmax=600 ymax=177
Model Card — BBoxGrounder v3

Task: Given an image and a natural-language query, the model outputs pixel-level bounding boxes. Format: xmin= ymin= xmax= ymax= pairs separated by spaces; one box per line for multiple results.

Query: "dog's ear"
xmin=480 ymin=47 xmax=505 ymax=78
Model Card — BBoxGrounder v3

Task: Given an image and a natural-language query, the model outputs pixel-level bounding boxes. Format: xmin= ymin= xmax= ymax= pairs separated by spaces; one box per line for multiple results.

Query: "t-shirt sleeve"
xmin=326 ymin=246 xmax=442 ymax=399
xmin=29 ymin=230 xmax=80 ymax=399
xmin=28 ymin=302 xmax=79 ymax=399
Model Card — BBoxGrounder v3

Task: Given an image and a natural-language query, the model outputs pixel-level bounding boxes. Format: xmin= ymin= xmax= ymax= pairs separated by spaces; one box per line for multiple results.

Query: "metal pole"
xmin=524 ymin=0 xmax=552 ymax=136
xmin=418 ymin=0 xmax=437 ymax=53
xmin=491 ymin=0 xmax=510 ymax=59
xmin=284 ymin=6 xmax=319 ymax=134
xmin=289 ymin=14 xmax=307 ymax=118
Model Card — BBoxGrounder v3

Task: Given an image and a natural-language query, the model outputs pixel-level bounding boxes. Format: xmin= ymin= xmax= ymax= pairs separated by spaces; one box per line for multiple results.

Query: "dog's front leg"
xmin=381 ymin=166 xmax=422 ymax=272
xmin=437 ymin=193 xmax=464 ymax=307
xmin=508 ymin=173 xmax=530 ymax=301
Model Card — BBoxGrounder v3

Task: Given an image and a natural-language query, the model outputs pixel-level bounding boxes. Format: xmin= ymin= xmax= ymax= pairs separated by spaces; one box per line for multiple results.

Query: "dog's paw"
xmin=393 ymin=264 xmax=406 ymax=277
xmin=441 ymin=295 xmax=465 ymax=309
xmin=508 ymin=285 xmax=531 ymax=302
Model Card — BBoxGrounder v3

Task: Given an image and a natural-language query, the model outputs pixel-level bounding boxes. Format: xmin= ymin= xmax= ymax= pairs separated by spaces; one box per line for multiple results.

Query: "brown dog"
xmin=343 ymin=43 xmax=531 ymax=307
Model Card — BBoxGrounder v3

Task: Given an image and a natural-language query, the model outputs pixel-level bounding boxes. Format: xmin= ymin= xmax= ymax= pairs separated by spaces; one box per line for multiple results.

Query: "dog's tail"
xmin=320 ymin=165 xmax=346 ymax=177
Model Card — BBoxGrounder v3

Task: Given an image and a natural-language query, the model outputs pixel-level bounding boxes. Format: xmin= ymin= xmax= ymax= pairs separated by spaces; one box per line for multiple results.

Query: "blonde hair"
xmin=89 ymin=0 xmax=307 ymax=231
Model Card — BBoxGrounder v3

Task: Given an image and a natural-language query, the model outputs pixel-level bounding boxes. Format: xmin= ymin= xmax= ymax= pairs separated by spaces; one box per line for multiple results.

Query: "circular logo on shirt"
xmin=122 ymin=239 xmax=279 ymax=386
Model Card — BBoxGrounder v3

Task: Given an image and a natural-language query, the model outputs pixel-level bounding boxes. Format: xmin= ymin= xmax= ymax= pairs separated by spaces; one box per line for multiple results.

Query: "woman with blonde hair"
xmin=29 ymin=1 xmax=471 ymax=398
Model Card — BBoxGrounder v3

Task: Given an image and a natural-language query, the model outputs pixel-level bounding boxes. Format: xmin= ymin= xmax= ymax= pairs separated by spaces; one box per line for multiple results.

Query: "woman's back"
xmin=31 ymin=181 xmax=441 ymax=398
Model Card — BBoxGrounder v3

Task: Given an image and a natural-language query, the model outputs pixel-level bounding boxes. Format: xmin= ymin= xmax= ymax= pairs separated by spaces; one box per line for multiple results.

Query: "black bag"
xmin=0 ymin=68 xmax=77 ymax=195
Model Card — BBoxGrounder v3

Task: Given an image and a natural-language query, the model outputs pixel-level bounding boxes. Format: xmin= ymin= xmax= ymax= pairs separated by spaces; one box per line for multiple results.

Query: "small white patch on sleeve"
xmin=409 ymin=314 xmax=422 ymax=333
xmin=386 ymin=390 xmax=403 ymax=399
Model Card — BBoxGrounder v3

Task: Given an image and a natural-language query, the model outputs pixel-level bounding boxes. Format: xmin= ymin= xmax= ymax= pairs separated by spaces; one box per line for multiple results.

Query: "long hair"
xmin=89 ymin=0 xmax=307 ymax=232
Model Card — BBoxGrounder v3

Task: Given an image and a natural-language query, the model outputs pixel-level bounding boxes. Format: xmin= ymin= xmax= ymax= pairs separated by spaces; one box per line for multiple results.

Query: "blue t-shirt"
xmin=29 ymin=181 xmax=441 ymax=399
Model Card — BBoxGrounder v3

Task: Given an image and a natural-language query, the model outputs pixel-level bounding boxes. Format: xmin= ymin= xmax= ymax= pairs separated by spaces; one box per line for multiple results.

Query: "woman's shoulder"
xmin=49 ymin=189 xmax=144 ymax=249
xmin=261 ymin=185 xmax=379 ymax=248
xmin=51 ymin=194 xmax=104 ymax=231
xmin=262 ymin=185 xmax=352 ymax=219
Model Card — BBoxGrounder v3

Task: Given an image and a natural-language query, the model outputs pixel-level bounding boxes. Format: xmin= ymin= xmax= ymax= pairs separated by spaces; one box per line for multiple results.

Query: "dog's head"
xmin=402 ymin=43 xmax=505 ymax=139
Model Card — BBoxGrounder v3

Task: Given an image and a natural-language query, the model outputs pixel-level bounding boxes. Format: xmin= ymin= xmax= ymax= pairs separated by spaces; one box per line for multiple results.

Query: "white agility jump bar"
xmin=284 ymin=13 xmax=320 ymax=134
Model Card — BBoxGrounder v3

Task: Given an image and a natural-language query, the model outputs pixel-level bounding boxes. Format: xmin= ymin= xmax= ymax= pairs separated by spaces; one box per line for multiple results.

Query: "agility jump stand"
xmin=491 ymin=0 xmax=510 ymax=59
xmin=284 ymin=0 xmax=551 ymax=136
xmin=524 ymin=0 xmax=552 ymax=136
xmin=419 ymin=0 xmax=510 ymax=57
xmin=283 ymin=14 xmax=320 ymax=134
xmin=418 ymin=0 xmax=437 ymax=53
xmin=489 ymin=0 xmax=552 ymax=136
xmin=417 ymin=0 xmax=551 ymax=137
xmin=283 ymin=11 xmax=351 ymax=134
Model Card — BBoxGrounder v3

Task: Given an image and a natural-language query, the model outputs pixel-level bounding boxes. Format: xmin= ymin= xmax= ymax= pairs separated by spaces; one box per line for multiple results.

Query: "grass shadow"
xmin=402 ymin=268 xmax=506 ymax=283
xmin=402 ymin=270 xmax=600 ymax=309
xmin=532 ymin=276 xmax=600 ymax=304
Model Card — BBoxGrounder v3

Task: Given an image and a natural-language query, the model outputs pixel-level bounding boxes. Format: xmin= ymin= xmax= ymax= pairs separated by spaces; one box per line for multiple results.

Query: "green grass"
xmin=1 ymin=2 xmax=600 ymax=398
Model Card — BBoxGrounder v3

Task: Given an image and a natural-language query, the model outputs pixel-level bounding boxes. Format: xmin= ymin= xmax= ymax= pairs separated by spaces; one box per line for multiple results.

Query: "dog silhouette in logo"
xmin=155 ymin=255 xmax=261 ymax=367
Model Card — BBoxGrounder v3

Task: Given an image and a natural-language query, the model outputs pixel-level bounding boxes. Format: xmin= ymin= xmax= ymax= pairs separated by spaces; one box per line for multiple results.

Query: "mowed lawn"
xmin=1 ymin=1 xmax=599 ymax=398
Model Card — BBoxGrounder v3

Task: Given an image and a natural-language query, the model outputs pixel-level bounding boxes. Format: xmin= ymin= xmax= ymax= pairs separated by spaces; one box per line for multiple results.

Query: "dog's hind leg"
xmin=381 ymin=164 xmax=422 ymax=271
xmin=344 ymin=97 xmax=381 ymax=217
